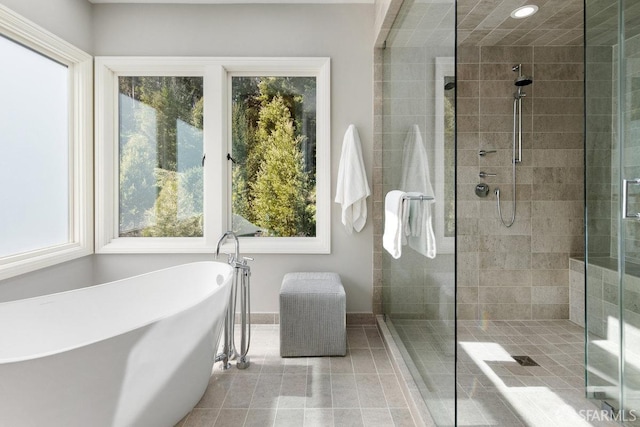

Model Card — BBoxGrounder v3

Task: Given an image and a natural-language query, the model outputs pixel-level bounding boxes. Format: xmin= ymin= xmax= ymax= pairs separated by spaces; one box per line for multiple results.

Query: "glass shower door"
xmin=620 ymin=1 xmax=640 ymax=418
xmin=380 ymin=0 xmax=455 ymax=425
xmin=586 ymin=1 xmax=640 ymax=424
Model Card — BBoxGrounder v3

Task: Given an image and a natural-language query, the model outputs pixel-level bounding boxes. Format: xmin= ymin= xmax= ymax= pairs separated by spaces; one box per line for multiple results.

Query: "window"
xmin=118 ymin=76 xmax=204 ymax=238
xmin=0 ymin=7 xmax=92 ymax=280
xmin=95 ymin=57 xmax=330 ymax=254
xmin=230 ymin=76 xmax=317 ymax=238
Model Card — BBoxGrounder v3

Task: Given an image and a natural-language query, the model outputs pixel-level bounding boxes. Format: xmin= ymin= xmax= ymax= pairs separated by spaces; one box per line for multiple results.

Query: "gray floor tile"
xmin=278 ymin=373 xmax=307 ymax=409
xmin=182 ymin=325 xmax=416 ymax=426
xmin=331 ymin=374 xmax=361 ymax=408
xmin=304 ymin=408 xmax=334 ymax=427
xmin=249 ymin=374 xmax=283 ymax=409
xmin=355 ymin=374 xmax=387 ymax=408
xmin=361 ymin=408 xmax=393 ymax=427
xmin=183 ymin=408 xmax=220 ymax=427
xmin=273 ymin=408 xmax=305 ymax=427
xmin=213 ymin=409 xmax=247 ymax=427
xmin=333 ymin=409 xmax=364 ymax=427
xmin=306 ymin=373 xmax=332 ymax=408
xmin=244 ymin=408 xmax=277 ymax=427
xmin=222 ymin=374 xmax=259 ymax=409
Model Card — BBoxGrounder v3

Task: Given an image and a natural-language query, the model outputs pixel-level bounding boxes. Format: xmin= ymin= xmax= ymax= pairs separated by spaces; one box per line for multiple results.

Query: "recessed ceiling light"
xmin=510 ymin=5 xmax=539 ymax=19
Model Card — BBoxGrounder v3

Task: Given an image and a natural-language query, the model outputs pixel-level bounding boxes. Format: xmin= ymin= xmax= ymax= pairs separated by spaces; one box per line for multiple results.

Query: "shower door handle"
xmin=622 ymin=178 xmax=640 ymax=219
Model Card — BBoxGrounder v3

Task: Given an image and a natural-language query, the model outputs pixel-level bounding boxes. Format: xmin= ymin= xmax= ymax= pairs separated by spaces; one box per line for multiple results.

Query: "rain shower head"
xmin=514 ymin=75 xmax=533 ymax=86
xmin=512 ymin=64 xmax=533 ymax=86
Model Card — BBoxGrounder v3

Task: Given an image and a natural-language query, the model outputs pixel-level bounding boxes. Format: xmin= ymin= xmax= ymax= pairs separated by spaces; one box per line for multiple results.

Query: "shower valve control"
xmin=479 ymin=150 xmax=497 ymax=156
xmin=475 ymin=183 xmax=490 ymax=198
xmin=479 ymin=171 xmax=497 ymax=178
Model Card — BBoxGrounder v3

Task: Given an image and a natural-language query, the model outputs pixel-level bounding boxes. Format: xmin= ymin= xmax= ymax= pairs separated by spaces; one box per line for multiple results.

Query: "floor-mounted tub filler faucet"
xmin=216 ymin=230 xmax=240 ymax=264
xmin=215 ymin=231 xmax=252 ymax=370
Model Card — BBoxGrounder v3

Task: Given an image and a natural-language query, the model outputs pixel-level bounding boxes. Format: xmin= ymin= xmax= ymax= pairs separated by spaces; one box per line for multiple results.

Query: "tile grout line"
xmin=351 ymin=326 xmax=365 ymax=426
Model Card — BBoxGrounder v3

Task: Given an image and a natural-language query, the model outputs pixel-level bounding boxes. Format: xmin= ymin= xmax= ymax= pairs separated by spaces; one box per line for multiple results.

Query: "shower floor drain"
xmin=512 ymin=355 xmax=539 ymax=366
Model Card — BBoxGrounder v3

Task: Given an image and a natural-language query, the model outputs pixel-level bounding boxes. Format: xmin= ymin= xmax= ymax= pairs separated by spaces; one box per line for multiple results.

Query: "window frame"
xmin=95 ymin=57 xmax=330 ymax=254
xmin=0 ymin=5 xmax=93 ymax=280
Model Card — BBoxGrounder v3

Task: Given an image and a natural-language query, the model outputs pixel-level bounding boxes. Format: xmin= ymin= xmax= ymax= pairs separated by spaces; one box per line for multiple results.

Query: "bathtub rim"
xmin=0 ymin=260 xmax=233 ymax=364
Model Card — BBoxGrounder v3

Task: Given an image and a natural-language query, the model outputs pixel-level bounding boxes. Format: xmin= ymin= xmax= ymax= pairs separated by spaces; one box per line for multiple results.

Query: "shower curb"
xmin=376 ymin=315 xmax=436 ymax=427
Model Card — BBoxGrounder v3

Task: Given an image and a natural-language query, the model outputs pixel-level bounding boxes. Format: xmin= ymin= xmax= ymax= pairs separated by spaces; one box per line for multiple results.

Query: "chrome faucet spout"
xmin=215 ymin=231 xmax=240 ymax=263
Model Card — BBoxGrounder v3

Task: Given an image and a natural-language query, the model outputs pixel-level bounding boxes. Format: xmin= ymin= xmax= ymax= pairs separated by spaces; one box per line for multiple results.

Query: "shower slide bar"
xmin=495 ymin=63 xmax=533 ymax=228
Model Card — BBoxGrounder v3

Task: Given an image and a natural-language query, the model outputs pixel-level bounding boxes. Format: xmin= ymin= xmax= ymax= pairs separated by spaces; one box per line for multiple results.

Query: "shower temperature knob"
xmin=475 ymin=183 xmax=490 ymax=198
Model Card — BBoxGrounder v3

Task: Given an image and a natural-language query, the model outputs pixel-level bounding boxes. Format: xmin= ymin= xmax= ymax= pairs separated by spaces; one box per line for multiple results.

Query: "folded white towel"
xmin=404 ymin=191 xmax=423 ymax=238
xmin=335 ymin=124 xmax=371 ymax=234
xmin=400 ymin=125 xmax=436 ymax=259
xmin=383 ymin=190 xmax=407 ymax=259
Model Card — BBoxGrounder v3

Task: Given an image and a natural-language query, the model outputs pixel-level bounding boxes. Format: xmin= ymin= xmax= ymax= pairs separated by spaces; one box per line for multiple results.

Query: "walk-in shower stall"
xmin=380 ymin=0 xmax=640 ymax=425
xmin=585 ymin=1 xmax=640 ymax=423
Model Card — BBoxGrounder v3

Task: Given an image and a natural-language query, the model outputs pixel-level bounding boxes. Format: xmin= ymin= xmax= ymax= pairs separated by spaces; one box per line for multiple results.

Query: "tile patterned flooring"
xmin=393 ymin=319 xmax=620 ymax=427
xmin=456 ymin=320 xmax=619 ymax=426
xmin=174 ymin=324 xmax=417 ymax=427
xmin=175 ymin=320 xmax=627 ymax=427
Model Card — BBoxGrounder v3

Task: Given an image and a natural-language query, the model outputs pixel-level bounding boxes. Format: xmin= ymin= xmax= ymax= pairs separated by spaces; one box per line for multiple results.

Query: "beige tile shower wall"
xmin=585 ymin=45 xmax=612 ymax=259
xmin=457 ymin=45 xmax=584 ymax=320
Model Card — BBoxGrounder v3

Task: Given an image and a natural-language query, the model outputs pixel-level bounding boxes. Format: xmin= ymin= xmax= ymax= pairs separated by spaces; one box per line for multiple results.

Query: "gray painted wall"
xmin=91 ymin=4 xmax=375 ymax=313
xmin=0 ymin=3 xmax=374 ymax=314
xmin=0 ymin=256 xmax=94 ymax=303
xmin=0 ymin=0 xmax=93 ymax=302
xmin=0 ymin=0 xmax=93 ymax=53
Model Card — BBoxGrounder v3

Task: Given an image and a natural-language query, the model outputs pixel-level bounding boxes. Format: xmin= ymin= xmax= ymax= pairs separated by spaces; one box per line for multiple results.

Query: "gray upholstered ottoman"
xmin=279 ymin=272 xmax=346 ymax=357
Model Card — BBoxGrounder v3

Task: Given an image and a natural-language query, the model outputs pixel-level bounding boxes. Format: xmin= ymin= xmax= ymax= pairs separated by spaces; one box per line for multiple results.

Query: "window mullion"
xmin=203 ymin=64 xmax=227 ymax=246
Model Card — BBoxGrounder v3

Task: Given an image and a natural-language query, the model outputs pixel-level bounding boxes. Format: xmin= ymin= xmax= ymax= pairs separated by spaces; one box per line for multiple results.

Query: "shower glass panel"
xmin=586 ymin=1 xmax=640 ymax=423
xmin=381 ymin=0 xmax=455 ymax=425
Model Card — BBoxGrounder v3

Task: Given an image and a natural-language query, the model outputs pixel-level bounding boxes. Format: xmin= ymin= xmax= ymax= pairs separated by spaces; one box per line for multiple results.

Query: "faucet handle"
xmin=479 ymin=149 xmax=497 ymax=157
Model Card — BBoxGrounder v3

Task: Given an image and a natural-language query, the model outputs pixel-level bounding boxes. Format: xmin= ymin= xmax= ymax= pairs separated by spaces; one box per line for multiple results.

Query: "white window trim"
xmin=0 ymin=5 xmax=93 ymax=281
xmin=95 ymin=56 xmax=330 ymax=254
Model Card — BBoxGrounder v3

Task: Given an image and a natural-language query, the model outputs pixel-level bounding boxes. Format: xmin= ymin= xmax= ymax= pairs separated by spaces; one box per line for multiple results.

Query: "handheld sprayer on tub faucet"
xmin=214 ymin=231 xmax=252 ymax=370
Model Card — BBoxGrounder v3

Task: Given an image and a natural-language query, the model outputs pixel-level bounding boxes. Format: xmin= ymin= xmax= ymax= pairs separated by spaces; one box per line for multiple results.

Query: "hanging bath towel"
xmin=383 ymin=190 xmax=407 ymax=259
xmin=400 ymin=125 xmax=436 ymax=258
xmin=335 ymin=124 xmax=371 ymax=234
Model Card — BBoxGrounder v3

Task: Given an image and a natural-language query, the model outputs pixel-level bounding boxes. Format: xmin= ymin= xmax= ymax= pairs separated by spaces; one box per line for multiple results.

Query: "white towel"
xmin=335 ymin=124 xmax=371 ymax=234
xmin=400 ymin=125 xmax=436 ymax=259
xmin=383 ymin=190 xmax=407 ymax=259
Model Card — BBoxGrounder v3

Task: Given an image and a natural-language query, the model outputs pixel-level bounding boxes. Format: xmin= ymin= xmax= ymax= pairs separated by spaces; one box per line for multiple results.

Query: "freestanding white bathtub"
xmin=0 ymin=261 xmax=233 ymax=427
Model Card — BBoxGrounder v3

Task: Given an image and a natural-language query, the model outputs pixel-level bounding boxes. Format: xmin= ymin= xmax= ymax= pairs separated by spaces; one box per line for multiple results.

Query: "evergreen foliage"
xmin=118 ymin=76 xmax=204 ymax=237
xmin=118 ymin=75 xmax=317 ymax=239
xmin=231 ymin=76 xmax=316 ymax=237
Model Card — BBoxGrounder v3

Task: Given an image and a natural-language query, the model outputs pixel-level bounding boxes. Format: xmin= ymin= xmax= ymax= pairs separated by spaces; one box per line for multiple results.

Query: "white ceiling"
xmin=88 ymin=0 xmax=373 ymax=3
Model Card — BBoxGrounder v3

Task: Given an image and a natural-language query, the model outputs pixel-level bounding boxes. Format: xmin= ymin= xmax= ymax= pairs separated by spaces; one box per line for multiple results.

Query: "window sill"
xmin=96 ymin=236 xmax=330 ymax=255
xmin=0 ymin=244 xmax=92 ymax=281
